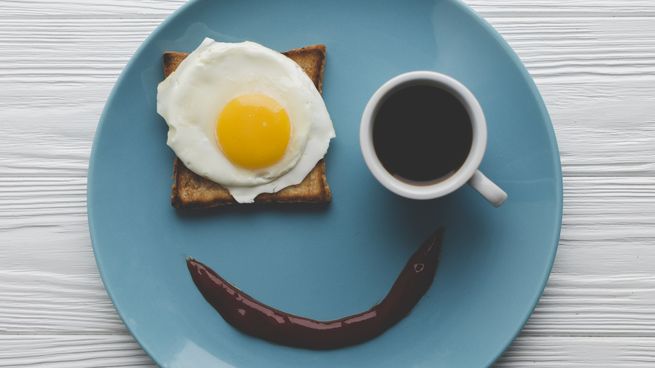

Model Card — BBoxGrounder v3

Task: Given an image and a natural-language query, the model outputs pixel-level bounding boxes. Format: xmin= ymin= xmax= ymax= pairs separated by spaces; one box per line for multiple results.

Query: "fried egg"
xmin=157 ymin=38 xmax=335 ymax=203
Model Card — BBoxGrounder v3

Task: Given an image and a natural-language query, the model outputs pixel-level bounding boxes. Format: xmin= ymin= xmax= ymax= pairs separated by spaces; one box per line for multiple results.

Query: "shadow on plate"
xmin=174 ymin=200 xmax=332 ymax=220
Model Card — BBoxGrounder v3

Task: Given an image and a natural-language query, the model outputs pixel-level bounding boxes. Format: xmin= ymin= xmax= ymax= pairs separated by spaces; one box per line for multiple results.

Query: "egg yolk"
xmin=216 ymin=94 xmax=291 ymax=170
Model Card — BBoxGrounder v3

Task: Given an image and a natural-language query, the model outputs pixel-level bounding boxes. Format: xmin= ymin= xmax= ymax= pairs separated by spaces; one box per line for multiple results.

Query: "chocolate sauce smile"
xmin=187 ymin=227 xmax=444 ymax=350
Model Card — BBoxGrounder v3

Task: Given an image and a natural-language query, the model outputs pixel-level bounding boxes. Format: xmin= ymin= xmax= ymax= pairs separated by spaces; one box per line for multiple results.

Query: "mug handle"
xmin=468 ymin=170 xmax=508 ymax=207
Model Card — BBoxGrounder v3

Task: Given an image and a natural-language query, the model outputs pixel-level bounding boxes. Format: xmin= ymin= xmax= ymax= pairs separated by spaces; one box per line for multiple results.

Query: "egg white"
xmin=157 ymin=38 xmax=335 ymax=203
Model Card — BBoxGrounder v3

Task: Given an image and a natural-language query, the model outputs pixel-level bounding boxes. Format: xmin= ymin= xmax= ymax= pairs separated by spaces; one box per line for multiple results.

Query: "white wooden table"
xmin=2 ymin=1 xmax=654 ymax=366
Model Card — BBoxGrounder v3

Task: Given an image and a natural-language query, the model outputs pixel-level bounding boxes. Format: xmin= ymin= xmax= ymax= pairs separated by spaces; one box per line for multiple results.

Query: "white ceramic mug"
xmin=360 ymin=71 xmax=508 ymax=207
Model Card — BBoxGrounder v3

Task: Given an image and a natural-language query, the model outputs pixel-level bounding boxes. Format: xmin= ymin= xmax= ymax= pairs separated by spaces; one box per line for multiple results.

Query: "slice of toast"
xmin=163 ymin=45 xmax=331 ymax=209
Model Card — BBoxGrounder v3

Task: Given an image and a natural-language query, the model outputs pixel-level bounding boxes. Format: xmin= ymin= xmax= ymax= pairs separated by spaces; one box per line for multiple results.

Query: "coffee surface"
xmin=373 ymin=85 xmax=472 ymax=183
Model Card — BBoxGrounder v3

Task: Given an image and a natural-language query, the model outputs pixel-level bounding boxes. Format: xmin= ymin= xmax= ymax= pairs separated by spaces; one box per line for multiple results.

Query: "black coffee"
xmin=372 ymin=85 xmax=472 ymax=183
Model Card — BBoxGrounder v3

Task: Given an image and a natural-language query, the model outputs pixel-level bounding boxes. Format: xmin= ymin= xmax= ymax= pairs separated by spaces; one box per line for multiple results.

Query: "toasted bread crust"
xmin=163 ymin=45 xmax=331 ymax=208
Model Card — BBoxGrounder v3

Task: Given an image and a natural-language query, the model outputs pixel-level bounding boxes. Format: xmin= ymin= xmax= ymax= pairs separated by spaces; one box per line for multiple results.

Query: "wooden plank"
xmin=1 ymin=334 xmax=655 ymax=368
xmin=497 ymin=336 xmax=655 ymax=367
xmin=469 ymin=0 xmax=655 ymax=18
xmin=2 ymin=270 xmax=655 ymax=337
xmin=0 ymin=13 xmax=654 ymax=83
xmin=0 ymin=271 xmax=123 ymax=333
xmin=0 ymin=335 xmax=153 ymax=368
xmin=0 ymin=0 xmax=184 ymax=18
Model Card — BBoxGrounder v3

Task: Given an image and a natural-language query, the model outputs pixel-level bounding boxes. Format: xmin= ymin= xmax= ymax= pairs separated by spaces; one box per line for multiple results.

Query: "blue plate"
xmin=88 ymin=0 xmax=562 ymax=366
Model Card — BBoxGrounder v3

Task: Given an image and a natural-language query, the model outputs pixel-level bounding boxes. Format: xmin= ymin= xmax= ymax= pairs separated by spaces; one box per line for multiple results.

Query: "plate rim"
xmin=87 ymin=0 xmax=563 ymax=366
xmin=454 ymin=2 xmax=563 ymax=365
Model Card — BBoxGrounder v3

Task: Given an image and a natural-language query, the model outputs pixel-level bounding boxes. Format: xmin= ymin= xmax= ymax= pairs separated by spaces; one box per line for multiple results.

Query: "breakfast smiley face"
xmin=156 ymin=39 xmax=336 ymax=203
xmin=157 ymin=38 xmax=447 ymax=352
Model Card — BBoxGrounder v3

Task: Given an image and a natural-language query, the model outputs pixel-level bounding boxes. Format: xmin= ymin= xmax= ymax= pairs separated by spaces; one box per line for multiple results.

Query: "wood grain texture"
xmin=496 ymin=337 xmax=655 ymax=367
xmin=0 ymin=335 xmax=153 ymax=368
xmin=1 ymin=0 xmax=654 ymax=366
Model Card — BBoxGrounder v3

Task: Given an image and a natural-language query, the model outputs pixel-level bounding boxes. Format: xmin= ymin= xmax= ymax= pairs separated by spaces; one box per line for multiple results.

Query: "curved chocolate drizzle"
xmin=187 ymin=227 xmax=443 ymax=349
